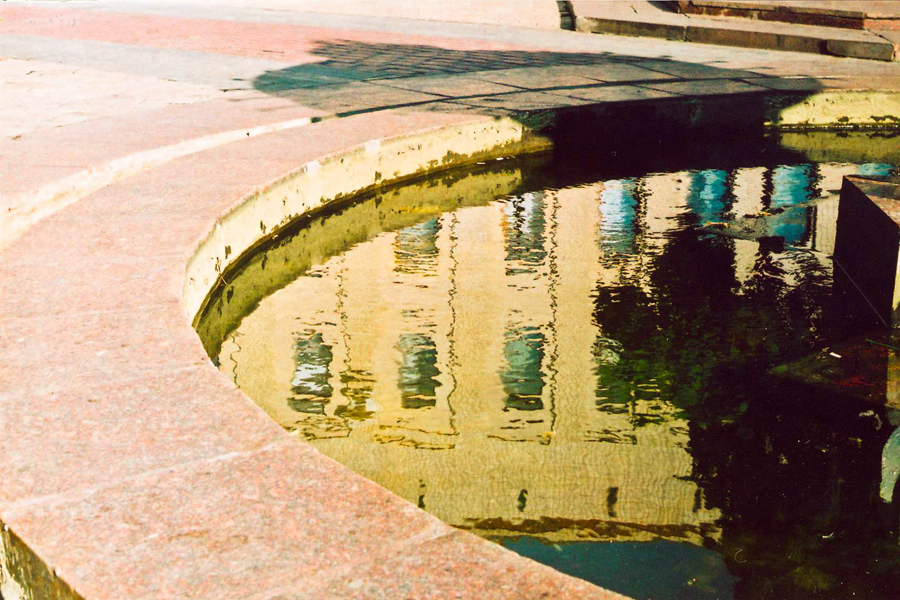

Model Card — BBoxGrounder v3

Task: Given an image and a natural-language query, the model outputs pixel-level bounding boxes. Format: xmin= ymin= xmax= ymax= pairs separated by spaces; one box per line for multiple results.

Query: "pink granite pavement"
xmin=1 ymin=1 xmax=900 ymax=598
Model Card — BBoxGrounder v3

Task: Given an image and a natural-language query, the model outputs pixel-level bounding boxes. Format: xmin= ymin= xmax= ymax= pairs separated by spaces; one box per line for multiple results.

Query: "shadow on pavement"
xmin=252 ymin=38 xmax=819 ymax=119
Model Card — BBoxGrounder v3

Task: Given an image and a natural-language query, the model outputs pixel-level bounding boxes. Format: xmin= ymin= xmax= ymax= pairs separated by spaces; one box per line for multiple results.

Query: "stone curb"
xmin=574 ymin=13 xmax=897 ymax=62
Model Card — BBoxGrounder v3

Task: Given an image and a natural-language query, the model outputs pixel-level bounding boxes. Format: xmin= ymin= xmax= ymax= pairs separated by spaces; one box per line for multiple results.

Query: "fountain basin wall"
xmin=183 ymin=117 xmax=550 ymax=321
xmin=185 ymin=90 xmax=900 ymax=327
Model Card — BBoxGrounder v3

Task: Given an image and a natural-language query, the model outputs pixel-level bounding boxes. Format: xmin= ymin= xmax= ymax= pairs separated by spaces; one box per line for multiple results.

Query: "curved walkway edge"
xmin=0 ymin=109 xmax=618 ymax=600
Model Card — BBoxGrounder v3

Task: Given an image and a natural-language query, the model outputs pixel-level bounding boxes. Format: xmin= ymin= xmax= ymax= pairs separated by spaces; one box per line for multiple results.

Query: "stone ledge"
xmin=573 ymin=5 xmax=897 ymax=61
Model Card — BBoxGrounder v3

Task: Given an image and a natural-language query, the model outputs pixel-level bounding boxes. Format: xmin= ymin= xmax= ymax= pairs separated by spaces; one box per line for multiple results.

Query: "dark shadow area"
xmin=689 ymin=377 xmax=900 ymax=599
xmin=649 ymin=1 xmax=680 ymax=12
xmin=254 ymin=39 xmax=658 ymax=88
xmin=251 ymin=38 xmax=821 ymax=149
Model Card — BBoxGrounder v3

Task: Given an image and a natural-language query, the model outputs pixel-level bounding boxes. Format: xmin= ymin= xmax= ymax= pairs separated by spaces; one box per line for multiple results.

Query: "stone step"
xmin=571 ymin=1 xmax=898 ymax=61
xmin=677 ymin=1 xmax=900 ymax=31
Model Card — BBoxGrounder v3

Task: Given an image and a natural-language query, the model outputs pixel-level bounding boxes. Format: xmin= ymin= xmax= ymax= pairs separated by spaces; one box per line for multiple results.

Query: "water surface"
xmin=202 ymin=134 xmax=900 ymax=599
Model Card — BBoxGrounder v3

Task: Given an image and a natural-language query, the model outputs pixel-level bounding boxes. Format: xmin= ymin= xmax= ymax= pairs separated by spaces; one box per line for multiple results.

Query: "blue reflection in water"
xmin=857 ymin=163 xmax=895 ymax=177
xmin=771 ymin=164 xmax=815 ymax=210
xmin=688 ymin=169 xmax=730 ymax=224
xmin=769 ymin=164 xmax=815 ymax=243
xmin=598 ymin=179 xmax=637 ymax=254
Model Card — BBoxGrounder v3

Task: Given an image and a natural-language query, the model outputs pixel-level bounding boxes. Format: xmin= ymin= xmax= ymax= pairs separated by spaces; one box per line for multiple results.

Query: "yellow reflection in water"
xmin=218 ymin=178 xmax=738 ymax=545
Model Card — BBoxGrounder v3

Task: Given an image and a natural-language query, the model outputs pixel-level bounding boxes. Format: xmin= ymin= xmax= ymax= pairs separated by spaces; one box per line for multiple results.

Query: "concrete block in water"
xmin=833 ymin=175 xmax=900 ymax=328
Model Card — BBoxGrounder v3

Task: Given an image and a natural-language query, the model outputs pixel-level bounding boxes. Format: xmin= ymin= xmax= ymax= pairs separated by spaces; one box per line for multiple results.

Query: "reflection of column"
xmin=731 ymin=167 xmax=767 ymax=289
xmin=730 ymin=167 xmax=766 ymax=219
xmin=811 ymin=201 xmax=838 ymax=256
xmin=333 ymin=261 xmax=375 ymax=425
xmin=642 ymin=172 xmax=693 ymax=272
xmin=643 ymin=172 xmax=692 ymax=235
xmin=551 ymin=184 xmax=603 ymax=445
xmin=499 ymin=192 xmax=554 ymax=442
xmin=817 ymin=163 xmax=859 ymax=198
xmin=340 ymin=234 xmax=397 ymax=426
xmin=450 ymin=202 xmax=508 ymax=438
xmin=731 ymin=239 xmax=758 ymax=292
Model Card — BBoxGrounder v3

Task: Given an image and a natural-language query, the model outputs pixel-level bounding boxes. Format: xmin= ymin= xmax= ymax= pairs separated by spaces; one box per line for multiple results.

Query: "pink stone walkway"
xmin=1 ymin=1 xmax=899 ymax=598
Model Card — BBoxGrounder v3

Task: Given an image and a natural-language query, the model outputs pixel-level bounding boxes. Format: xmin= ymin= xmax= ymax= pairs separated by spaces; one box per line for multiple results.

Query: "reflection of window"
xmin=687 ymin=169 xmax=729 ymax=224
xmin=397 ymin=333 xmax=441 ymax=408
xmin=771 ymin=164 xmax=814 ymax=209
xmin=593 ymin=335 xmax=630 ymax=407
xmin=289 ymin=331 xmax=333 ymax=414
xmin=504 ymin=193 xmax=547 ymax=275
xmin=598 ymin=179 xmax=638 ymax=254
xmin=769 ymin=164 xmax=816 ymax=244
xmin=394 ymin=218 xmax=440 ymax=276
xmin=856 ymin=163 xmax=895 ymax=178
xmin=501 ymin=327 xmax=546 ymax=410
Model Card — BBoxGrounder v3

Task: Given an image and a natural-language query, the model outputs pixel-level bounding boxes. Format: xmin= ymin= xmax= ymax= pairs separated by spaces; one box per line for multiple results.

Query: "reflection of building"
xmin=218 ymin=160 xmax=889 ymax=545
xmin=220 ymin=183 xmax=720 ymax=545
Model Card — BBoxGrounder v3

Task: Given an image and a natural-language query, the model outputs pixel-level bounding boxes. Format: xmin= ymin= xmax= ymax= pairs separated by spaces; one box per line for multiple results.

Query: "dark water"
xmin=200 ymin=133 xmax=900 ymax=600
xmin=503 ymin=538 xmax=734 ymax=600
